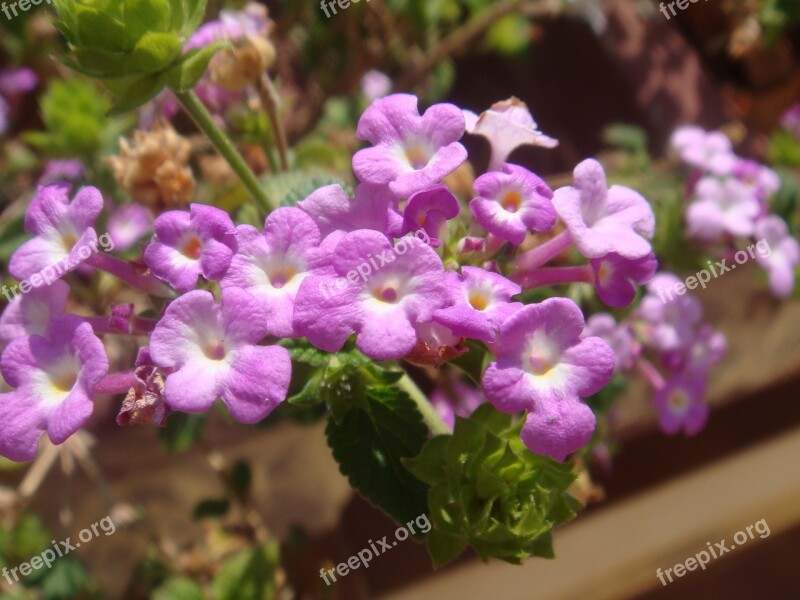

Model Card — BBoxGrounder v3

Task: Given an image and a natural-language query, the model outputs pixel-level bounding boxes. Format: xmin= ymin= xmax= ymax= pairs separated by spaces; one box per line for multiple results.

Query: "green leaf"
xmin=105 ymin=72 xmax=168 ymax=116
xmin=166 ymin=40 xmax=228 ymax=92
xmin=129 ymin=32 xmax=183 ymax=74
xmin=158 ymin=413 xmax=206 ymax=453
xmin=211 ymin=542 xmax=280 ymax=600
xmin=407 ymin=404 xmax=580 ymax=567
xmin=192 ymin=498 xmax=231 ymax=520
xmin=152 ymin=577 xmax=206 ymax=600
xmin=326 ymin=384 xmax=430 ymax=528
xmin=448 ymin=340 xmax=489 ymax=385
xmin=39 ymin=557 xmax=88 ymax=600
xmin=427 ymin=529 xmax=468 ymax=569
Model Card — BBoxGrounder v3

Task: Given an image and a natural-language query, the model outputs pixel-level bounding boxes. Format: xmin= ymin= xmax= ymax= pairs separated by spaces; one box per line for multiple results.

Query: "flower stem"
xmin=94 ymin=371 xmax=139 ymax=395
xmin=172 ymin=89 xmax=273 ymax=211
xmin=86 ymin=253 xmax=174 ymax=298
xmin=514 ymin=264 xmax=593 ymax=290
xmin=397 ymin=374 xmax=451 ymax=436
xmin=512 ymin=230 xmax=573 ymax=273
xmin=254 ymin=74 xmax=289 ymax=171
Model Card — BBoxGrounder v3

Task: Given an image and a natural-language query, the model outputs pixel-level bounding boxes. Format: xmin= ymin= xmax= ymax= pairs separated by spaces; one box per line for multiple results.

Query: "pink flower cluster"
xmin=0 ymin=92 xmax=674 ymax=464
xmin=671 ymin=126 xmax=800 ymax=298
xmin=584 ymin=272 xmax=726 ymax=436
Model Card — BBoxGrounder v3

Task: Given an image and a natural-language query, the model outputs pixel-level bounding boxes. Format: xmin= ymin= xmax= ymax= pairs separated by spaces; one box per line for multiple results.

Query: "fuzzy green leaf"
xmin=326 ymin=385 xmax=430 ymax=528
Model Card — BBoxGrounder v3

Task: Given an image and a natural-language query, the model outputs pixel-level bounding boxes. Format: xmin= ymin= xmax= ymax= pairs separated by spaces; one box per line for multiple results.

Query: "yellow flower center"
xmin=529 ymin=353 xmax=554 ymax=376
xmin=668 ymin=391 xmax=689 ymax=411
xmin=374 ymin=285 xmax=399 ymax=303
xmin=405 ymin=146 xmax=430 ymax=170
xmin=270 ymin=267 xmax=297 ymax=289
xmin=181 ymin=236 xmax=203 ymax=260
xmin=468 ymin=292 xmax=490 ymax=311
xmin=502 ymin=191 xmax=523 ymax=213
xmin=51 ymin=371 xmax=77 ymax=395
xmin=203 ymin=340 xmax=226 ymax=361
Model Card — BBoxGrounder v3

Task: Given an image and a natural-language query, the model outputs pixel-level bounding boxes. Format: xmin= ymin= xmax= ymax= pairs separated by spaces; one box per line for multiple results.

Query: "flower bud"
xmin=210 ymin=36 xmax=276 ymax=91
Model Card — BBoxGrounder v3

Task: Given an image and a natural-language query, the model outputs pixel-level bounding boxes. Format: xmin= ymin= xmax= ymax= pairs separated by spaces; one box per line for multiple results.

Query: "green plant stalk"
xmin=398 ymin=373 xmax=452 ymax=436
xmin=173 ymin=89 xmax=273 ymax=211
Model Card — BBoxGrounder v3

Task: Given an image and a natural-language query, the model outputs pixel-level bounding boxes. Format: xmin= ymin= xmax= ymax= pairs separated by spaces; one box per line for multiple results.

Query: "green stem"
xmin=398 ymin=374 xmax=451 ymax=436
xmin=172 ymin=89 xmax=272 ymax=211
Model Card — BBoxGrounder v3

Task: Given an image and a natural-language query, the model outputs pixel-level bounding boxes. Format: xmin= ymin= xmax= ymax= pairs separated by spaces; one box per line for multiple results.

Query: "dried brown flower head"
xmin=106 ymin=121 xmax=195 ymax=209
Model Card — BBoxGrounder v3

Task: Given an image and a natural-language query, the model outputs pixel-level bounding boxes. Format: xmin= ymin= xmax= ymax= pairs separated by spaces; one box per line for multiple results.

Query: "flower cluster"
xmin=671 ymin=126 xmax=800 ymax=298
xmin=0 ymin=92 xmax=675 ymax=464
xmin=585 ymin=272 xmax=725 ymax=436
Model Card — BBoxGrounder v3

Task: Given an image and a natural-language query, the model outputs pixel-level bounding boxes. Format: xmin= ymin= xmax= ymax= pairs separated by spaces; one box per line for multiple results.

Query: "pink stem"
xmin=86 ymin=253 xmax=174 ymax=298
xmin=94 ymin=371 xmax=138 ymax=395
xmin=84 ymin=315 xmax=158 ymax=336
xmin=512 ymin=230 xmax=573 ymax=273
xmin=514 ymin=265 xmax=593 ymax=290
xmin=637 ymin=358 xmax=666 ymax=390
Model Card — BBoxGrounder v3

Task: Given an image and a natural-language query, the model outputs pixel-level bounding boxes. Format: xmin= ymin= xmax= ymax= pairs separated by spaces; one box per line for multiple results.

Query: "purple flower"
xmin=754 ymin=216 xmax=800 ymax=298
xmin=590 ymin=252 xmax=657 ymax=307
xmin=670 ymin=126 xmax=736 ymax=176
xmin=388 ymin=184 xmax=460 ymax=244
xmin=583 ymin=314 xmax=640 ymax=372
xmin=9 ymin=184 xmax=103 ymax=281
xmin=360 ymin=70 xmax=392 ymax=102
xmin=662 ymin=325 xmax=726 ymax=375
xmin=469 ymin=163 xmax=556 ymax=245
xmin=293 ymin=230 xmax=447 ymax=360
xmin=481 ymin=298 xmax=615 ymax=461
xmin=0 ymin=68 xmax=36 ymax=135
xmin=732 ymin=159 xmax=780 ymax=207
xmin=221 ymin=207 xmax=332 ymax=338
xmin=635 ymin=273 xmax=702 ymax=352
xmin=148 ymin=289 xmax=291 ymax=423
xmin=653 ymin=375 xmax=709 ymax=436
xmin=780 ymin=104 xmax=800 ymax=139
xmin=39 ymin=159 xmax=85 ymax=185
xmin=463 ymin=97 xmax=558 ymax=171
xmin=298 ymin=184 xmax=391 ymax=238
xmin=352 ymin=94 xmax=467 ymax=198
xmin=144 ymin=204 xmax=237 ymax=292
xmin=184 ymin=2 xmax=271 ymax=50
xmin=431 ymin=379 xmax=485 ymax=430
xmin=107 ymin=204 xmax=153 ymax=252
xmin=0 ymin=315 xmax=108 ymax=461
xmin=0 ymin=280 xmax=69 ymax=348
xmin=686 ymin=177 xmax=759 ymax=241
xmin=552 ymin=159 xmax=655 ymax=260
xmin=433 ymin=267 xmax=522 ymax=343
